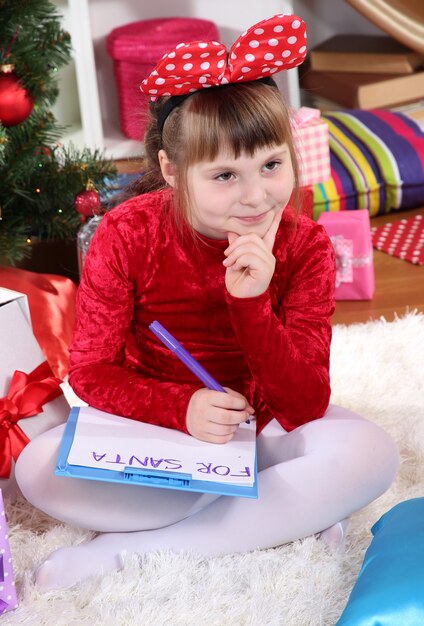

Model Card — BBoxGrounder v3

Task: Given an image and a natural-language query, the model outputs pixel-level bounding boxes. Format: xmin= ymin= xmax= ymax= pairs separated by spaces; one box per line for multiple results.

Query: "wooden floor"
xmin=332 ymin=206 xmax=424 ymax=326
xmin=116 ymin=160 xmax=424 ymax=326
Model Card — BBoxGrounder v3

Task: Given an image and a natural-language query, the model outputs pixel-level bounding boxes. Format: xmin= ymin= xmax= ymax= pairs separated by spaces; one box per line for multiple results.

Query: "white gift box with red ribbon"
xmin=318 ymin=210 xmax=375 ymax=301
xmin=291 ymin=107 xmax=331 ymax=187
xmin=0 ymin=288 xmax=68 ymax=498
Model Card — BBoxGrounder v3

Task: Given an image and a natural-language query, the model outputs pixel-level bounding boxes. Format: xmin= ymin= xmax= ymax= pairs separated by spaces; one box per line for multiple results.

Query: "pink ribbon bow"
xmin=331 ymin=235 xmax=354 ymax=287
xmin=140 ymin=14 xmax=307 ymax=100
xmin=290 ymin=106 xmax=321 ymax=129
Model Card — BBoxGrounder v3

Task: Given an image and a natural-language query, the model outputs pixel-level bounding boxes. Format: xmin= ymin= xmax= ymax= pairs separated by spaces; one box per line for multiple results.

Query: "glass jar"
xmin=77 ymin=215 xmax=103 ymax=277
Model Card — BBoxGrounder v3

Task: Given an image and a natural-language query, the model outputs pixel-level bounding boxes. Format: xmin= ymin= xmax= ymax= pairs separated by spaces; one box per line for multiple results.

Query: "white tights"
xmin=15 ymin=405 xmax=399 ymax=591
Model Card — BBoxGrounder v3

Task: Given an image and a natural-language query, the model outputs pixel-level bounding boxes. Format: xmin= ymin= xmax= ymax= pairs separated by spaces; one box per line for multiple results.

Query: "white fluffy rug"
xmin=3 ymin=313 xmax=424 ymax=626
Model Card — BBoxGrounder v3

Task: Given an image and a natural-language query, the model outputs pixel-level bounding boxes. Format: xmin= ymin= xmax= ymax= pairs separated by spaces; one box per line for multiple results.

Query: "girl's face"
xmin=186 ymin=144 xmax=294 ymax=240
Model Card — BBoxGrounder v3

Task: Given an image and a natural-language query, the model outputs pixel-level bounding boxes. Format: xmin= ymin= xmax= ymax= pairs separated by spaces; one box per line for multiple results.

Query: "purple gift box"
xmin=318 ymin=210 xmax=375 ymax=301
xmin=0 ymin=489 xmax=18 ymax=616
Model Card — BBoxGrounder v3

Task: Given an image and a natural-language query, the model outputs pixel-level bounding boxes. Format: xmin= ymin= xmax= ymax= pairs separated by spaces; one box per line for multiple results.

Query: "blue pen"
xmin=149 ymin=320 xmax=252 ymax=423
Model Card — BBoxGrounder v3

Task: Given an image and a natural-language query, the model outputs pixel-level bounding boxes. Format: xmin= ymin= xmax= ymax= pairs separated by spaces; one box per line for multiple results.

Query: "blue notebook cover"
xmin=55 ymin=407 xmax=258 ymax=499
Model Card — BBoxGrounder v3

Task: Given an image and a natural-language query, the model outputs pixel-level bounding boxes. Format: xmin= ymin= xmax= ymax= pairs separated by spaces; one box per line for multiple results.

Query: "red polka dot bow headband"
xmin=140 ymin=14 xmax=307 ymax=101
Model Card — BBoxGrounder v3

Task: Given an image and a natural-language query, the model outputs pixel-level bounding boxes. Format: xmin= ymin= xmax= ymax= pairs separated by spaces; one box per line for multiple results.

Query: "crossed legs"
xmin=15 ymin=405 xmax=399 ymax=591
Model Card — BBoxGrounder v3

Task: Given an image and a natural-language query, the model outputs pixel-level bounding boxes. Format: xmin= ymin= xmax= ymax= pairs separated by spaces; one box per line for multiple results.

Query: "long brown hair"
xmin=130 ymin=81 xmax=300 ymax=225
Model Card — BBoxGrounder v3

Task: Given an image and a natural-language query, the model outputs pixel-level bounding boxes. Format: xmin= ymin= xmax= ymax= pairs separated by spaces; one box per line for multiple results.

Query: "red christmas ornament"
xmin=0 ymin=65 xmax=34 ymax=127
xmin=74 ymin=182 xmax=101 ymax=217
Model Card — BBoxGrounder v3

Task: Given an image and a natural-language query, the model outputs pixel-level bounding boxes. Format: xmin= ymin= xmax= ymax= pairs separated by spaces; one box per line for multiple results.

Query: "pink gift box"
xmin=291 ymin=107 xmax=331 ymax=187
xmin=0 ymin=490 xmax=18 ymax=616
xmin=318 ymin=210 xmax=375 ymax=301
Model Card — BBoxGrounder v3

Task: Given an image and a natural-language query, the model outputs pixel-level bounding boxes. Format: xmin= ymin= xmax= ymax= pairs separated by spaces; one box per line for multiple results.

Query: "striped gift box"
xmin=312 ymin=110 xmax=424 ymax=220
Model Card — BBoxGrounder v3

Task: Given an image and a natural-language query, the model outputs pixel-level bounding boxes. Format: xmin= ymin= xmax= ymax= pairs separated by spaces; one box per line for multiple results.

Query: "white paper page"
xmin=67 ymin=406 xmax=256 ymax=486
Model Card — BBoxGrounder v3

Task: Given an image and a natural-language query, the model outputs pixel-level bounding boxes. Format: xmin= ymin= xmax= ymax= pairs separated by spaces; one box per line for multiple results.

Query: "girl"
xmin=16 ymin=14 xmax=399 ymax=592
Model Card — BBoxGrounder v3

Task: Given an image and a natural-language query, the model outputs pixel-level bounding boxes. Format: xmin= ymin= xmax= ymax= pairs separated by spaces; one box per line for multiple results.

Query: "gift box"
xmin=0 ymin=489 xmax=17 ymax=615
xmin=106 ymin=17 xmax=219 ymax=140
xmin=317 ymin=210 xmax=375 ymax=300
xmin=291 ymin=107 xmax=331 ymax=187
xmin=0 ymin=288 xmax=68 ymax=497
xmin=0 ymin=267 xmax=77 ymax=379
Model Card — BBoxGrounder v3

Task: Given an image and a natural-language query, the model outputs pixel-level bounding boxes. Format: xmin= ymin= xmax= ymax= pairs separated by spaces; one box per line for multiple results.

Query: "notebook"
xmin=55 ymin=406 xmax=258 ymax=498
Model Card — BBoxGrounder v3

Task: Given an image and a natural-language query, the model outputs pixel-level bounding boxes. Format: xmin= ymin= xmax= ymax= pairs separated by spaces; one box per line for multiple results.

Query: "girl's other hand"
xmin=186 ymin=388 xmax=255 ymax=443
xmin=223 ymin=207 xmax=283 ymax=298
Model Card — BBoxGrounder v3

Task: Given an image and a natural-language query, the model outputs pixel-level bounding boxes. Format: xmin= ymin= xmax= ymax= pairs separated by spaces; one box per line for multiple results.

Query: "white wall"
xmin=293 ymin=0 xmax=382 ymax=48
xmin=51 ymin=0 xmax=80 ymax=128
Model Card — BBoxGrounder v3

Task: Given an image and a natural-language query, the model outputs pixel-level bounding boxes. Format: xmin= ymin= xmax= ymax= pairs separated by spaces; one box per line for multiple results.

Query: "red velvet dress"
xmin=69 ymin=188 xmax=336 ymax=436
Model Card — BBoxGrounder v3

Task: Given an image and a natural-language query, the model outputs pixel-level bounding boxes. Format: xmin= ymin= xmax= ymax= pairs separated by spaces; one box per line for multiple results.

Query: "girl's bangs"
xmin=182 ymin=83 xmax=292 ymax=164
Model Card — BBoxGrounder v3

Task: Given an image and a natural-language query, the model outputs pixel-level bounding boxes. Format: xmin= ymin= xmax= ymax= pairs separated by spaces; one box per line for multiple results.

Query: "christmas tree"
xmin=0 ymin=0 xmax=117 ymax=265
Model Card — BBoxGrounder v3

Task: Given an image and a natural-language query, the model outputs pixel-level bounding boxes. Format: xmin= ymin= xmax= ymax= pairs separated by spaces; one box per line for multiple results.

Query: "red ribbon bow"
xmin=140 ymin=14 xmax=307 ymax=100
xmin=0 ymin=361 xmax=63 ymax=479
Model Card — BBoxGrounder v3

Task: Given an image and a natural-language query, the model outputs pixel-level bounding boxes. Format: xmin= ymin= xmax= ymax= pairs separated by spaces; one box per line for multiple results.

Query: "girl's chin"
xmin=193 ymin=216 xmax=273 ymax=239
xmin=233 ymin=219 xmax=272 ymax=237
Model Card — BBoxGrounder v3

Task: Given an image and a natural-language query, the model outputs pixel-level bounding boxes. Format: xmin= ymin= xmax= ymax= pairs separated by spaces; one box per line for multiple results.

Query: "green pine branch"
xmin=0 ymin=0 xmax=118 ymax=266
xmin=0 ymin=0 xmax=72 ymax=104
xmin=0 ymin=140 xmax=117 ymax=264
xmin=0 ymin=125 xmax=6 ymax=166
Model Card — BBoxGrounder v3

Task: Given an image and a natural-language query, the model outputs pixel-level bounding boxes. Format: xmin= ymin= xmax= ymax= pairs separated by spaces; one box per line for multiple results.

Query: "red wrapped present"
xmin=371 ymin=214 xmax=424 ymax=265
xmin=291 ymin=107 xmax=331 ymax=187
xmin=0 ymin=267 xmax=77 ymax=379
xmin=318 ymin=210 xmax=375 ymax=300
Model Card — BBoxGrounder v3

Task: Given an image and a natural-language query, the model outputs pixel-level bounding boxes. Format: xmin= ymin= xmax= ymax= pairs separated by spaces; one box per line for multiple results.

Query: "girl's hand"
xmin=223 ymin=208 xmax=283 ymax=298
xmin=186 ymin=388 xmax=255 ymax=444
